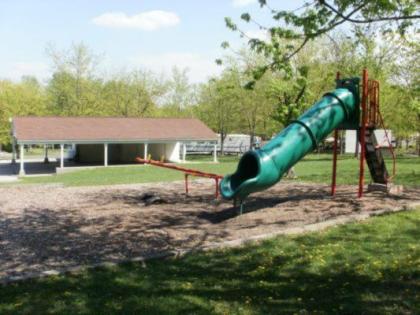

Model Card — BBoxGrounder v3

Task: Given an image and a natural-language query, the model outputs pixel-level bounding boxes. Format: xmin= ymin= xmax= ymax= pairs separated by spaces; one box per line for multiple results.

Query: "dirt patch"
xmin=0 ymin=180 xmax=419 ymax=281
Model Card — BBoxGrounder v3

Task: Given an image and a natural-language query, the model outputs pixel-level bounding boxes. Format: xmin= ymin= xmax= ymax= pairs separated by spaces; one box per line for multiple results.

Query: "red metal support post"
xmin=331 ymin=71 xmax=340 ymax=196
xmin=331 ymin=129 xmax=339 ymax=196
xmin=358 ymin=69 xmax=368 ymax=198
xmin=184 ymin=173 xmax=189 ymax=195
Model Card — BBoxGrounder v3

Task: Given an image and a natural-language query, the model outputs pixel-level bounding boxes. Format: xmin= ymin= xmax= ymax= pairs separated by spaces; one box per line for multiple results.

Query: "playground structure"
xmin=136 ymin=70 xmax=396 ymax=210
xmin=335 ymin=70 xmax=396 ymax=197
xmin=136 ymin=157 xmax=223 ymax=198
xmin=220 ymin=69 xmax=396 ymax=204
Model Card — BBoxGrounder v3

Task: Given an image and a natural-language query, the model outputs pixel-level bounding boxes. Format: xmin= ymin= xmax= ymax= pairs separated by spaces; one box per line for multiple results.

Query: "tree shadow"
xmin=1 ymin=211 xmax=419 ymax=314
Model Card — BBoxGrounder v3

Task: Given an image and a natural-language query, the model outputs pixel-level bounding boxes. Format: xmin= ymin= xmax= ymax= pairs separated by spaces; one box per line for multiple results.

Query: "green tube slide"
xmin=220 ymin=86 xmax=358 ymax=201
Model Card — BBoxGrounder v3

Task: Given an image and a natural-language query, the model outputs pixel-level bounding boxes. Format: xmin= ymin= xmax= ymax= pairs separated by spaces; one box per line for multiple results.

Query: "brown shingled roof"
xmin=13 ymin=117 xmax=217 ymax=143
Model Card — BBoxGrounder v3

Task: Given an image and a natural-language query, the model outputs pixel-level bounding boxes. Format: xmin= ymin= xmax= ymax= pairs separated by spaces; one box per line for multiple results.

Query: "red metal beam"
xmin=136 ymin=157 xmax=223 ymax=198
xmin=136 ymin=158 xmax=223 ymax=179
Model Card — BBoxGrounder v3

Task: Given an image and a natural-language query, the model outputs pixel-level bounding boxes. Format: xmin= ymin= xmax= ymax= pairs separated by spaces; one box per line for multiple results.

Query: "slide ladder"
xmin=364 ymin=129 xmax=389 ymax=184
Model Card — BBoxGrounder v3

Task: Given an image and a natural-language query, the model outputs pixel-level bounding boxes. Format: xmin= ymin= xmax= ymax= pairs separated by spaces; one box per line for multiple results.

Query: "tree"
xmin=101 ymin=70 xmax=163 ymax=117
xmin=221 ymin=0 xmax=419 ymax=86
xmin=196 ymin=73 xmax=240 ymax=154
xmin=0 ymin=78 xmax=46 ymax=146
xmin=46 ymin=42 xmax=103 ymax=115
xmin=159 ymin=67 xmax=196 ymax=117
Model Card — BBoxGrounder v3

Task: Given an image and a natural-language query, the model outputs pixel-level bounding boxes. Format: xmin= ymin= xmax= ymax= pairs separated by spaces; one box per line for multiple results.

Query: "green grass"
xmin=1 ymin=210 xmax=419 ymax=314
xmin=19 ymin=154 xmax=420 ymax=187
xmin=295 ymin=154 xmax=419 ymax=186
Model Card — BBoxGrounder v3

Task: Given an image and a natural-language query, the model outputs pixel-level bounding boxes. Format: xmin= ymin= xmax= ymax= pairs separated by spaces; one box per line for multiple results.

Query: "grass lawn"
xmin=19 ymin=154 xmax=420 ymax=187
xmin=1 ymin=209 xmax=419 ymax=314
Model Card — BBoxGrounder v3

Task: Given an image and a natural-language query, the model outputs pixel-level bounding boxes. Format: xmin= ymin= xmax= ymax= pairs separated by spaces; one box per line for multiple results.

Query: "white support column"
xmin=60 ymin=144 xmax=64 ymax=169
xmin=182 ymin=143 xmax=187 ymax=162
xmin=19 ymin=144 xmax=25 ymax=175
xmin=213 ymin=143 xmax=218 ymax=163
xmin=104 ymin=143 xmax=108 ymax=167
xmin=44 ymin=145 xmax=49 ymax=163
xmin=144 ymin=143 xmax=148 ymax=160
xmin=11 ymin=138 xmax=16 ymax=164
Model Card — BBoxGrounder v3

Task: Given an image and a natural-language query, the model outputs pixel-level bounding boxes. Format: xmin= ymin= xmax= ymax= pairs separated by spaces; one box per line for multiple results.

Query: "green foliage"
xmin=224 ymin=0 xmax=419 ymax=81
xmin=195 ymin=71 xmax=241 ymax=152
xmin=1 ymin=31 xmax=419 ymax=151
xmin=0 ymin=78 xmax=47 ymax=144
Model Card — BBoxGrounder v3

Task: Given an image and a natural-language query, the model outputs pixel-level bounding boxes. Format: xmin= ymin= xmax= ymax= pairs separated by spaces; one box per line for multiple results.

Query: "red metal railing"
xmin=136 ymin=157 xmax=223 ymax=198
xmin=367 ymin=80 xmax=380 ymax=127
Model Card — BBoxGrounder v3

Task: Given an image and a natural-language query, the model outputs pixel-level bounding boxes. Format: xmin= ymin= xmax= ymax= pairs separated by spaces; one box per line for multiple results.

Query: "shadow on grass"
xmin=1 ymin=210 xmax=419 ymax=314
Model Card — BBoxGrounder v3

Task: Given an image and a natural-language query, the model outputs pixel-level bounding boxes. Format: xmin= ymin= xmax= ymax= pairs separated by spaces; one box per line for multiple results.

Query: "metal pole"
xmin=331 ymin=71 xmax=340 ymax=196
xmin=182 ymin=143 xmax=186 ymax=162
xmin=213 ymin=143 xmax=218 ymax=163
xmin=60 ymin=144 xmax=64 ymax=169
xmin=11 ymin=138 xmax=16 ymax=164
xmin=358 ymin=69 xmax=368 ymax=198
xmin=44 ymin=145 xmax=49 ymax=164
xmin=144 ymin=143 xmax=148 ymax=160
xmin=19 ymin=144 xmax=25 ymax=176
xmin=104 ymin=143 xmax=108 ymax=167
xmin=331 ymin=129 xmax=339 ymax=196
xmin=184 ymin=173 xmax=189 ymax=195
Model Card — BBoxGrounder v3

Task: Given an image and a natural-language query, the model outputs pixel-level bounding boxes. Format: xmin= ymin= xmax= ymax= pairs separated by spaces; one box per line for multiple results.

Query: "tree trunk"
xmin=220 ymin=132 xmax=226 ymax=155
xmin=249 ymin=132 xmax=255 ymax=150
xmin=417 ymin=134 xmax=420 ymax=156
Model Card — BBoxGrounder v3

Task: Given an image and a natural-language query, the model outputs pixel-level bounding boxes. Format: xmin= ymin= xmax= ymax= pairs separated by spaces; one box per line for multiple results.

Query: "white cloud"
xmin=92 ymin=10 xmax=180 ymax=31
xmin=130 ymin=52 xmax=221 ymax=83
xmin=0 ymin=62 xmax=49 ymax=82
xmin=232 ymin=0 xmax=257 ymax=7
xmin=245 ymin=29 xmax=270 ymax=41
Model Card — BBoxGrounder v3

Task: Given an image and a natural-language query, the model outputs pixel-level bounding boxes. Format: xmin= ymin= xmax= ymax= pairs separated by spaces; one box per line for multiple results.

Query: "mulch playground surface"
xmin=1 ymin=180 xmax=419 ymax=281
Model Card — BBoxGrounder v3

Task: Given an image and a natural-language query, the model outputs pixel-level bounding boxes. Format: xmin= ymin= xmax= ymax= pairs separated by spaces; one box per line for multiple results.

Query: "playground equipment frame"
xmin=330 ymin=69 xmax=396 ymax=198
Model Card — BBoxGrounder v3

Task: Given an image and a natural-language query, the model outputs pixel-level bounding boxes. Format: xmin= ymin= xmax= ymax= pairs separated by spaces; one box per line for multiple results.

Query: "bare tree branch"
xmin=320 ymin=0 xmax=420 ymax=23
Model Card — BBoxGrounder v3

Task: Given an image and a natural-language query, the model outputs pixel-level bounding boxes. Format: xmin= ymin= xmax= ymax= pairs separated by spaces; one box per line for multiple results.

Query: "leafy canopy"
xmin=221 ymin=0 xmax=419 ymax=86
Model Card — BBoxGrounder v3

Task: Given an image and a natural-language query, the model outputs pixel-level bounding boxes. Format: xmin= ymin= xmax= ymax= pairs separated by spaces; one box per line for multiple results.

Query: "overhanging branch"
xmin=320 ymin=0 xmax=420 ymax=23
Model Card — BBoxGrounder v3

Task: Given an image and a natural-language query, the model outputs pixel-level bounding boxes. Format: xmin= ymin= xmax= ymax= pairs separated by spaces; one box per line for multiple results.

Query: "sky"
xmin=0 ymin=0 xmax=304 ymax=83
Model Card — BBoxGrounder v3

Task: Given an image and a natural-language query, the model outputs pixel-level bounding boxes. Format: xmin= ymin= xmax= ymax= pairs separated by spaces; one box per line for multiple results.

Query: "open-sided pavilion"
xmin=11 ymin=117 xmax=218 ymax=175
